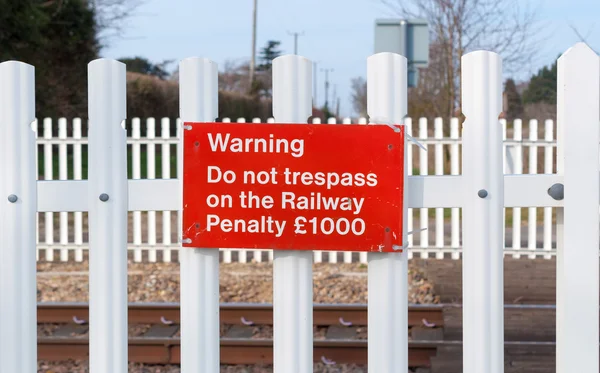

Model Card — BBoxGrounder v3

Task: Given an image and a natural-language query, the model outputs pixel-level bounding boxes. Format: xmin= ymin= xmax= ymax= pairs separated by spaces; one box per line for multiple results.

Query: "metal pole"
xmin=88 ymin=59 xmax=128 ymax=373
xmin=287 ymin=31 xmax=304 ymax=55
xmin=461 ymin=50 xmax=504 ymax=373
xmin=366 ymin=52 xmax=408 ymax=373
xmin=179 ymin=58 xmax=220 ymax=372
xmin=0 ymin=61 xmax=37 ymax=373
xmin=249 ymin=0 xmax=258 ymax=88
xmin=272 ymin=55 xmax=313 ymax=373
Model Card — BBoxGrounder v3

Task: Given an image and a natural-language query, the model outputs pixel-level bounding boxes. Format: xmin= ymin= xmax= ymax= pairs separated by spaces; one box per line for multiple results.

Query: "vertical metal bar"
xmin=556 ymin=42 xmax=599 ymax=373
xmin=543 ymin=119 xmax=553 ymax=259
xmin=59 ymin=118 xmax=69 ymax=261
xmin=527 ymin=119 xmax=538 ymax=258
xmin=461 ymin=50 xmax=504 ymax=373
xmin=512 ymin=119 xmax=522 ymax=258
xmin=147 ymin=118 xmax=157 ymax=262
xmin=366 ymin=52 xmax=408 ymax=373
xmin=450 ymin=117 xmax=460 ymax=259
xmin=434 ymin=117 xmax=444 ymax=258
xmin=418 ymin=117 xmax=428 ymax=257
xmin=161 ymin=117 xmax=172 ymax=263
xmin=44 ymin=117 xmax=54 ymax=261
xmin=88 ymin=58 xmax=128 ymax=373
xmin=73 ymin=118 xmax=84 ymax=262
xmin=132 ymin=118 xmax=142 ymax=262
xmin=272 ymin=55 xmax=313 ymax=373
xmin=406 ymin=118 xmax=413 ymax=260
xmin=179 ymin=57 xmax=220 ymax=373
xmin=0 ymin=60 xmax=37 ymax=373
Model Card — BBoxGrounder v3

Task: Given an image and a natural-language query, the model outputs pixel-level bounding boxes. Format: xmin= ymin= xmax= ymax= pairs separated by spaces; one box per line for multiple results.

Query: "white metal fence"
xmin=1 ymin=42 xmax=598 ymax=373
xmin=34 ymin=115 xmax=556 ymax=263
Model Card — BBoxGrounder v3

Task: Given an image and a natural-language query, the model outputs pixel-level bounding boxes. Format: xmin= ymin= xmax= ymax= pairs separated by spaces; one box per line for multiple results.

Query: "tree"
xmin=0 ymin=0 xmax=48 ymax=61
xmin=88 ymin=0 xmax=146 ymax=45
xmin=522 ymin=60 xmax=557 ymax=105
xmin=118 ymin=57 xmax=173 ymax=79
xmin=258 ymin=40 xmax=282 ymax=71
xmin=382 ymin=0 xmax=542 ymax=119
xmin=0 ymin=0 xmax=99 ymax=118
xmin=350 ymin=77 xmax=367 ymax=117
xmin=503 ymin=79 xmax=524 ymax=121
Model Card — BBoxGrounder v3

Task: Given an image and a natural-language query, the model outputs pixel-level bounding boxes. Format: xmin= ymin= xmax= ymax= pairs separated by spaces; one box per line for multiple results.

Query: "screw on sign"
xmin=182 ymin=121 xmax=404 ymax=253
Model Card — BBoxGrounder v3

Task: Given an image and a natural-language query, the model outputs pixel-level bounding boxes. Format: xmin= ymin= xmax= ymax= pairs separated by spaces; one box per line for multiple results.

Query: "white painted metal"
xmin=73 ymin=118 xmax=84 ymax=262
xmin=512 ymin=118 xmax=522 ymax=258
xmin=434 ymin=117 xmax=444 ymax=258
xmin=406 ymin=118 xmax=414 ymax=259
xmin=543 ymin=119 xmax=553 ymax=259
xmin=147 ymin=118 xmax=157 ymax=262
xmin=0 ymin=60 xmax=37 ymax=373
xmin=272 ymin=54 xmax=313 ymax=373
xmin=161 ymin=117 xmax=172 ymax=262
xmin=34 ymin=119 xmax=39 ymax=262
xmin=44 ymin=117 xmax=54 ymax=261
xmin=367 ymin=51 xmax=408 ymax=373
xmin=418 ymin=117 xmax=428 ymax=258
xmin=450 ymin=118 xmax=460 ymax=259
xmin=252 ymin=117 xmax=261 ymax=123
xmin=179 ymin=57 xmax=220 ymax=373
xmin=528 ymin=119 xmax=538 ymax=258
xmin=87 ymin=58 xmax=128 ymax=373
xmin=461 ymin=50 xmax=503 ymax=373
xmin=132 ymin=118 xmax=142 ymax=262
xmin=556 ymin=42 xmax=599 ymax=373
xmin=58 ymin=118 xmax=69 ymax=261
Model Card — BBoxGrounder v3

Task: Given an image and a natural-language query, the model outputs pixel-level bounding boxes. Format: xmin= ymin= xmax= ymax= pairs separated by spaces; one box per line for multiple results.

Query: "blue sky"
xmin=101 ymin=0 xmax=600 ymax=117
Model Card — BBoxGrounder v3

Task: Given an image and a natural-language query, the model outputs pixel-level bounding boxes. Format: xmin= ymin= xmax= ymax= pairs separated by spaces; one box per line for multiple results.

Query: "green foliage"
xmin=0 ymin=0 xmax=99 ymax=119
xmin=522 ymin=60 xmax=557 ymax=105
xmin=0 ymin=1 xmax=48 ymax=60
xmin=258 ymin=40 xmax=282 ymax=71
xmin=119 ymin=56 xmax=173 ymax=79
xmin=504 ymin=78 xmax=523 ymax=121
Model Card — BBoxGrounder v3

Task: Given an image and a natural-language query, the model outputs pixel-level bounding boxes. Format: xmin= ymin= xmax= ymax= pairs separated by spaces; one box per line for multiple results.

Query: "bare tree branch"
xmin=382 ymin=0 xmax=545 ymax=119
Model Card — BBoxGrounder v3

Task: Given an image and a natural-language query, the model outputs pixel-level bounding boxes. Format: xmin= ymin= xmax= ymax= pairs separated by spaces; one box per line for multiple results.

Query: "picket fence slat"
xmin=161 ymin=117 xmax=172 ymax=262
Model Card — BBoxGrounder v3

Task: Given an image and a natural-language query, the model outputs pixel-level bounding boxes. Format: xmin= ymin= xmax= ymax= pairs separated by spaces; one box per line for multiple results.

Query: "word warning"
xmin=182 ymin=122 xmax=404 ymax=252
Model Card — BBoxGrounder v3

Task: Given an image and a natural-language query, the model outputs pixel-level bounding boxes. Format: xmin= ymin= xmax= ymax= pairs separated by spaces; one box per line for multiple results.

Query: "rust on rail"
xmin=37 ymin=337 xmax=438 ymax=367
xmin=37 ymin=302 xmax=445 ymax=327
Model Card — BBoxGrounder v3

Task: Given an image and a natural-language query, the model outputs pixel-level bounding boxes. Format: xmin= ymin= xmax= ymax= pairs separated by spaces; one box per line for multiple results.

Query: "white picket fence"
xmin=1 ymin=42 xmax=598 ymax=373
xmin=35 ymin=115 xmax=556 ymax=263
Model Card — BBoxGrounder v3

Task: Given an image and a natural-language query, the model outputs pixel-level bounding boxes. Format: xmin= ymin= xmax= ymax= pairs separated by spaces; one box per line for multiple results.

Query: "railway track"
xmin=37 ymin=303 xmax=444 ymax=367
xmin=37 ymin=303 xmax=561 ymax=369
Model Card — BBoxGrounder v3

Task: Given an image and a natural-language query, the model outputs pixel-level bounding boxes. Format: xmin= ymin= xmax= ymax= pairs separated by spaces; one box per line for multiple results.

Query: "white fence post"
xmin=88 ymin=59 xmax=128 ymax=373
xmin=527 ymin=120 xmax=538 ymax=258
xmin=272 ymin=55 xmax=313 ymax=373
xmin=461 ymin=50 xmax=504 ymax=373
xmin=0 ymin=61 xmax=37 ymax=373
xmin=179 ymin=57 xmax=220 ymax=372
xmin=556 ymin=42 xmax=600 ymax=373
xmin=367 ymin=52 xmax=408 ymax=373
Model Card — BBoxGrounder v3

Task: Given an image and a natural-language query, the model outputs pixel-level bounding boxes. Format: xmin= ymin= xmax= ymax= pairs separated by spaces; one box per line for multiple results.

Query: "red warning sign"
xmin=182 ymin=122 xmax=404 ymax=252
